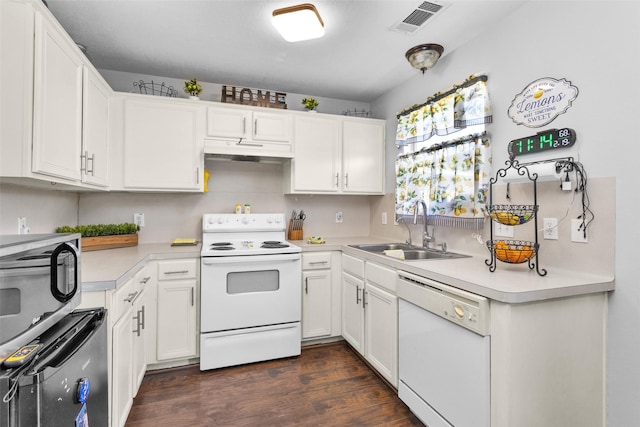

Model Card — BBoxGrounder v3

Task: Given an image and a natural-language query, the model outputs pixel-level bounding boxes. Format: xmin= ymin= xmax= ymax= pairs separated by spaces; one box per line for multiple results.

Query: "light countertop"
xmin=81 ymin=243 xmax=201 ymax=291
xmin=81 ymin=238 xmax=614 ymax=303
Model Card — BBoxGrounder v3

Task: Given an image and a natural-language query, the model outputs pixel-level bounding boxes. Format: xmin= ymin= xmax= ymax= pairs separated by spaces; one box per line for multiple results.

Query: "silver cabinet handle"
xmin=335 ymin=173 xmax=339 ymax=188
xmin=254 ymin=118 xmax=257 ymax=136
xmin=363 ymin=290 xmax=368 ymax=308
xmin=309 ymin=261 xmax=328 ymax=265
xmin=345 ymin=172 xmax=349 ymax=188
xmin=243 ymin=117 xmax=246 ymax=134
xmin=124 ymin=291 xmax=138 ymax=303
xmin=305 ymin=277 xmax=308 ymax=294
xmin=196 ymin=167 xmax=200 ymax=184
xmin=141 ymin=304 xmax=145 ymax=330
xmin=139 ymin=276 xmax=151 ymax=285
xmin=80 ymin=152 xmax=86 ymax=173
xmin=87 ymin=153 xmax=95 ymax=175
xmin=356 ymin=285 xmax=361 ymax=304
xmin=236 ymin=141 xmax=264 ymax=147
xmin=191 ymin=287 xmax=195 ymax=306
xmin=164 ymin=270 xmax=189 ymax=275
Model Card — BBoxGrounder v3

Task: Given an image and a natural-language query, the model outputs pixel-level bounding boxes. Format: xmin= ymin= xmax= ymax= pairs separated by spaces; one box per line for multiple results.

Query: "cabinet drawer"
xmin=133 ymin=266 xmax=153 ymax=293
xmin=302 ymin=252 xmax=332 ymax=270
xmin=158 ymin=259 xmax=197 ymax=281
xmin=366 ymin=262 xmax=397 ymax=293
xmin=342 ymin=254 xmax=364 ymax=279
xmin=111 ymin=277 xmax=135 ymax=320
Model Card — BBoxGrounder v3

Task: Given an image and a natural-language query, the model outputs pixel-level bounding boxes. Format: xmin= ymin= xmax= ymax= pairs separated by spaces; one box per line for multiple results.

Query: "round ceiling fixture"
xmin=405 ymin=44 xmax=444 ymax=73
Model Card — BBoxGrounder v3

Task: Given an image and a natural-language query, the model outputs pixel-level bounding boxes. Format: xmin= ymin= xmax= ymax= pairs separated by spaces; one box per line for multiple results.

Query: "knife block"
xmin=287 ymin=220 xmax=303 ymax=241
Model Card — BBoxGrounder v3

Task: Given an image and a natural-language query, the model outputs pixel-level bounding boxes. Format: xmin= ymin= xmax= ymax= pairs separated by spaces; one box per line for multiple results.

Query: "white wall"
xmin=99 ymin=69 xmax=373 ymax=117
xmin=370 ymin=1 xmax=639 ymax=425
xmin=0 ymin=184 xmax=78 ymax=234
xmin=78 ymin=159 xmax=372 ymax=243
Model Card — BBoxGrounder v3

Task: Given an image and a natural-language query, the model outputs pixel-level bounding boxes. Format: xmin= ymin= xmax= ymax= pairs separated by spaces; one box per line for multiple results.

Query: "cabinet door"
xmin=32 ymin=11 xmax=83 ymax=181
xmin=365 ymin=283 xmax=398 ymax=387
xmin=124 ymin=98 xmax=203 ymax=191
xmin=206 ymin=106 xmax=249 ymax=138
xmin=156 ymin=280 xmax=197 ymax=360
xmin=81 ymin=66 xmax=110 ymax=187
xmin=342 ymin=119 xmax=385 ymax=194
xmin=131 ymin=287 xmax=147 ymax=395
xmin=252 ymin=111 xmax=290 ymax=142
xmin=292 ymin=115 xmax=341 ymax=192
xmin=341 ymin=271 xmax=365 ymax=355
xmin=112 ymin=304 xmax=134 ymax=427
xmin=302 ymin=270 xmax=332 ymax=339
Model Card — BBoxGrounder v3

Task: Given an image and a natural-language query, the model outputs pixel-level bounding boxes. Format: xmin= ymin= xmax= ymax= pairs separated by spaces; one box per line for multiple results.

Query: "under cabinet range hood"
xmin=204 ymin=138 xmax=294 ymax=163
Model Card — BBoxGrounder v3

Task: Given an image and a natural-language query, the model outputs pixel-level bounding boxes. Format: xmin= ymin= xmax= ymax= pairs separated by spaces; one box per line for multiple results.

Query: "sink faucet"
xmin=398 ymin=217 xmax=412 ymax=246
xmin=413 ymin=200 xmax=434 ymax=249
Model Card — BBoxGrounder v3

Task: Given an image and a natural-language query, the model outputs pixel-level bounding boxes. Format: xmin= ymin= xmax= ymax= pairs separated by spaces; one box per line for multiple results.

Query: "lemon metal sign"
xmin=507 ymin=77 xmax=579 ymax=128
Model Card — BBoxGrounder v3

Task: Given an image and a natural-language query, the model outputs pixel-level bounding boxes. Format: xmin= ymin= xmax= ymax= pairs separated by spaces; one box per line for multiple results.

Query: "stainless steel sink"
xmin=349 ymin=243 xmax=415 ymax=252
xmin=348 ymin=243 xmax=470 ymax=261
xmin=402 ymin=249 xmax=469 ymax=260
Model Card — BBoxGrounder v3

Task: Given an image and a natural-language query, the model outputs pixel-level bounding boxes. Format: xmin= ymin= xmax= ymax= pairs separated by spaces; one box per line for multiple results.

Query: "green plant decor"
xmin=302 ymin=97 xmax=319 ymax=111
xmin=184 ymin=78 xmax=203 ymax=96
xmin=56 ymin=223 xmax=139 ymax=237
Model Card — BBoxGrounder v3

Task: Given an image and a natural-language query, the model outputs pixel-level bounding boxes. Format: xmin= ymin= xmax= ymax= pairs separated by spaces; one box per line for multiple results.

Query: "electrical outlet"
xmin=571 ymin=219 xmax=588 ymax=243
xmin=543 ymin=218 xmax=558 ymax=240
xmin=134 ymin=213 xmax=145 ymax=227
xmin=381 ymin=212 xmax=387 ymax=225
xmin=18 ymin=217 xmax=28 ymax=234
xmin=335 ymin=211 xmax=343 ymax=223
xmin=494 ymin=222 xmax=514 ymax=238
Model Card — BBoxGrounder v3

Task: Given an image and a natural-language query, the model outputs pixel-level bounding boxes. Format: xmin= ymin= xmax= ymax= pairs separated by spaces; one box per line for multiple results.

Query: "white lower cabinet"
xmin=155 ymin=259 xmax=199 ymax=361
xmin=341 ymin=254 xmax=398 ymax=387
xmin=110 ymin=273 xmax=151 ymax=427
xmin=301 ymin=252 xmax=333 ymax=339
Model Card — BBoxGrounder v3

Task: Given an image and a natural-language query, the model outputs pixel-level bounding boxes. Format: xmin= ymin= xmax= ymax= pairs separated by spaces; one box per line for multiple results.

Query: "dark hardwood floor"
xmin=126 ymin=341 xmax=423 ymax=426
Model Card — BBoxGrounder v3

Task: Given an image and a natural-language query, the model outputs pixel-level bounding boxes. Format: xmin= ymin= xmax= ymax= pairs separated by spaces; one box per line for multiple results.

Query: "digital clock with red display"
xmin=508 ymin=128 xmax=576 ymax=158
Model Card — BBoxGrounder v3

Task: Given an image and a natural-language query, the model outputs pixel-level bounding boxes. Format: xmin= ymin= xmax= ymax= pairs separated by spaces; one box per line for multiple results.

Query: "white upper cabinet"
xmin=81 ymin=66 xmax=110 ymax=187
xmin=0 ymin=0 xmax=111 ymax=190
xmin=204 ymin=105 xmax=292 ymax=158
xmin=32 ymin=10 xmax=84 ymax=181
xmin=288 ymin=114 xmax=341 ymax=192
xmin=122 ymin=96 xmax=204 ymax=192
xmin=342 ymin=119 xmax=385 ymax=194
xmin=285 ymin=114 xmax=385 ymax=195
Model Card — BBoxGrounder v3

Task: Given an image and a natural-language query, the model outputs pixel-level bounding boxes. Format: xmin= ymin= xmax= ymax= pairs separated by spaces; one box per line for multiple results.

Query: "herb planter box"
xmin=82 ymin=234 xmax=139 ymax=252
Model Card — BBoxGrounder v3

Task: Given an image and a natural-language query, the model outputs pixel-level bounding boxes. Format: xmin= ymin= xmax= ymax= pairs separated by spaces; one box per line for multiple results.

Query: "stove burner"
xmin=209 ymin=246 xmax=235 ymax=251
xmin=210 ymin=242 xmax=233 ymax=246
xmin=261 ymin=243 xmax=289 ymax=249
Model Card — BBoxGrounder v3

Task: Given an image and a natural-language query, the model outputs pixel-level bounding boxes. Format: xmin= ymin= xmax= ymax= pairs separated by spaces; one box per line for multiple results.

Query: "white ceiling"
xmin=45 ymin=0 xmax=527 ymax=103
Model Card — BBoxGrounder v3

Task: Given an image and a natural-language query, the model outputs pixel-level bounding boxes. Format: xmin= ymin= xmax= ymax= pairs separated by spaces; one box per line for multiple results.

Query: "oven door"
xmin=200 ymin=253 xmax=301 ymax=333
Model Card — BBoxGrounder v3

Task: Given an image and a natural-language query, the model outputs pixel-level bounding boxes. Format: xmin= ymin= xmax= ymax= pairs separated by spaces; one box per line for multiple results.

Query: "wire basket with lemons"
xmin=488 ymin=205 xmax=537 ymax=226
xmin=487 ymin=240 xmax=537 ymax=264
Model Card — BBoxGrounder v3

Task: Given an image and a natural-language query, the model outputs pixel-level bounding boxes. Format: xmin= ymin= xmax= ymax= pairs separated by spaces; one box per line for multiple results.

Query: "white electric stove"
xmin=199 ymin=213 xmax=302 ymax=370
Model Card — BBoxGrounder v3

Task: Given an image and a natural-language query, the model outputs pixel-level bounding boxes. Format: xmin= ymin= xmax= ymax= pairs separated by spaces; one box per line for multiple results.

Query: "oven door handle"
xmin=201 ymin=253 xmax=301 ymax=265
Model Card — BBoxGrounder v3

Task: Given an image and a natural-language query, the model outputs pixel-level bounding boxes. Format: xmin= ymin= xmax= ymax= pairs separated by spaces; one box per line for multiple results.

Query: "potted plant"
xmin=184 ymin=78 xmax=203 ymax=99
xmin=302 ymin=97 xmax=319 ymax=112
xmin=56 ymin=223 xmax=140 ymax=251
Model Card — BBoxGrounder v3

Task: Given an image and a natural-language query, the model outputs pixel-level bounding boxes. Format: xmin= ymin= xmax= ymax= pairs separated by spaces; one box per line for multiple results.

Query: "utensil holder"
xmin=288 ymin=220 xmax=303 ymax=240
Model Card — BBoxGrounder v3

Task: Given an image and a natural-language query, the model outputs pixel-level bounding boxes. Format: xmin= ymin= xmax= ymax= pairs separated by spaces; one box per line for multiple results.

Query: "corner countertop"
xmin=292 ymin=236 xmax=614 ymax=304
xmin=81 ymin=243 xmax=201 ymax=291
xmin=82 ymin=237 xmax=614 ymax=304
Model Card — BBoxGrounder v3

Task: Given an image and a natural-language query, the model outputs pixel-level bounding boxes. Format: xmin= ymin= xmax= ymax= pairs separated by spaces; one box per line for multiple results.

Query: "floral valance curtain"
xmin=395 ymin=75 xmax=492 ymax=147
xmin=395 ymin=135 xmax=491 ymax=223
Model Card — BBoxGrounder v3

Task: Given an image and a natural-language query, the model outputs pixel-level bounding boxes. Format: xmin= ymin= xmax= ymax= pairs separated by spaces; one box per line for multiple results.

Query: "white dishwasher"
xmin=397 ymin=271 xmax=490 ymax=427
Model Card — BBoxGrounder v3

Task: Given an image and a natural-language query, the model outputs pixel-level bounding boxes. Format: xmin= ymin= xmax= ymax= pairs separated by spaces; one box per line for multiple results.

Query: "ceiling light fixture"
xmin=272 ymin=3 xmax=325 ymax=42
xmin=405 ymin=44 xmax=444 ymax=73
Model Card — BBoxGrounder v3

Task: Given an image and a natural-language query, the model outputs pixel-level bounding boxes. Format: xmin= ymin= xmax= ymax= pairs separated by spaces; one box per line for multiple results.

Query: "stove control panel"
xmin=203 ymin=213 xmax=285 ymax=232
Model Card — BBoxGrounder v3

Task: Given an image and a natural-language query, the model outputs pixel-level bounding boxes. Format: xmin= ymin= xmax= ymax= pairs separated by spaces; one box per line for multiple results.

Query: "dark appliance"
xmin=0 ymin=234 xmax=108 ymax=426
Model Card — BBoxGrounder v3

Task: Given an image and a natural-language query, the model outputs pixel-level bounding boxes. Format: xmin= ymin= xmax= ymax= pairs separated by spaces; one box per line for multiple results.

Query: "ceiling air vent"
xmin=391 ymin=1 xmax=450 ymax=35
